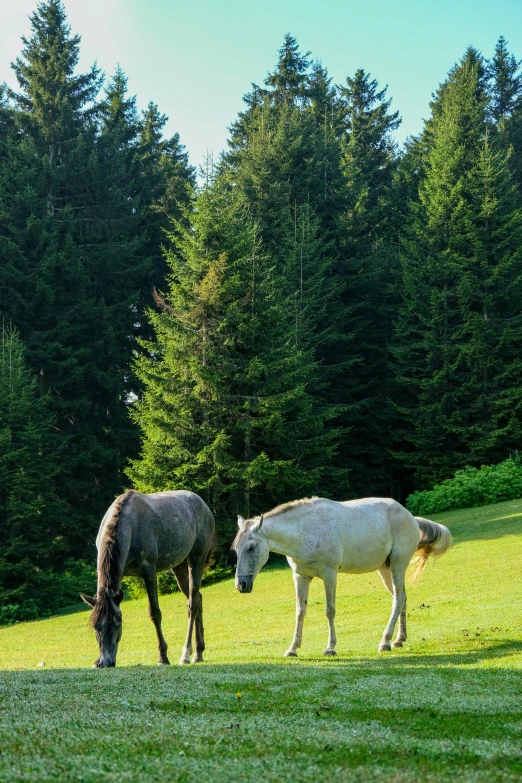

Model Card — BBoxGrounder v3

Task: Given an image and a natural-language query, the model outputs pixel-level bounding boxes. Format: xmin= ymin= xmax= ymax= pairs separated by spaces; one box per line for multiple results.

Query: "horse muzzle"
xmin=93 ymin=657 xmax=116 ymax=668
xmin=236 ymin=574 xmax=254 ymax=593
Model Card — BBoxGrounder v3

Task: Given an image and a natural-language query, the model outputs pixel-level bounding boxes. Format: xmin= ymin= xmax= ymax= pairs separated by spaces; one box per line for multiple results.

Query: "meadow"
xmin=0 ymin=499 xmax=521 ymax=782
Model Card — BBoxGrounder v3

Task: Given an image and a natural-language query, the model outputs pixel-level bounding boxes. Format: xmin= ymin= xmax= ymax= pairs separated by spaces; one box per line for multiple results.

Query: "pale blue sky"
xmin=2 ymin=0 xmax=522 ymax=171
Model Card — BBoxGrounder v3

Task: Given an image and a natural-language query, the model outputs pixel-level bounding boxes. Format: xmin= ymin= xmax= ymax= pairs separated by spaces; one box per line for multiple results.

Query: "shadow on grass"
xmin=300 ymin=637 xmax=522 ymax=669
xmin=0 ymin=639 xmax=519 ymax=676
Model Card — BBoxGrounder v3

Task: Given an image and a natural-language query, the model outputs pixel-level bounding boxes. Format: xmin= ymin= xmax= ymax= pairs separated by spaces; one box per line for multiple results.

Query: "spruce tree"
xmin=395 ymin=48 xmax=522 ymax=487
xmin=335 ymin=69 xmax=402 ymax=495
xmin=0 ymin=324 xmax=65 ymax=620
xmin=486 ymin=36 xmax=522 ymax=125
xmin=487 ymin=37 xmax=522 ymax=188
xmin=127 ymin=175 xmax=341 ymax=549
xmin=264 ymin=33 xmax=310 ymax=104
xmin=138 ymin=101 xmax=196 ymax=300
xmin=1 ymin=1 xmax=182 ymax=557
xmin=225 ymin=36 xmax=348 ymax=495
xmin=3 ymin=1 xmax=125 ymax=555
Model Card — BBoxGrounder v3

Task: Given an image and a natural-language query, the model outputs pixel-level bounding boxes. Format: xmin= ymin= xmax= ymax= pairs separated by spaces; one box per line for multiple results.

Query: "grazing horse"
xmin=80 ymin=490 xmax=215 ymax=667
xmin=233 ymin=497 xmax=451 ymax=656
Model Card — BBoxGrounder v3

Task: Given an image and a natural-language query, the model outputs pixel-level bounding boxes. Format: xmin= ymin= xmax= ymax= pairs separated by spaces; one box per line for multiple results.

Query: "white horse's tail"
xmin=411 ymin=517 xmax=452 ymax=583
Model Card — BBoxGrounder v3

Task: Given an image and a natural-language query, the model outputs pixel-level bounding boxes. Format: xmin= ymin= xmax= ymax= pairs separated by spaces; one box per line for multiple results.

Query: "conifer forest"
xmin=2 ymin=0 xmax=522 ymax=619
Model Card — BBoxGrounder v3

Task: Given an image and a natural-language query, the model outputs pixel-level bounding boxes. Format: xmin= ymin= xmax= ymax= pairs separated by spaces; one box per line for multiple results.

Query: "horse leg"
xmin=323 ymin=568 xmax=338 ymax=656
xmin=284 ymin=572 xmax=312 ymax=657
xmin=378 ymin=566 xmax=407 ymax=648
xmin=378 ymin=561 xmax=407 ymax=652
xmin=188 ymin=558 xmax=205 ymax=664
xmin=173 ymin=560 xmax=193 ymax=665
xmin=141 ymin=564 xmax=170 ymax=665
xmin=174 ymin=558 xmax=205 ymax=665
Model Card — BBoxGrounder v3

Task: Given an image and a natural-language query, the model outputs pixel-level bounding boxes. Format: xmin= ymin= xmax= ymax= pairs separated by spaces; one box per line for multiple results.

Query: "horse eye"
xmin=248 ymin=544 xmax=256 ymax=551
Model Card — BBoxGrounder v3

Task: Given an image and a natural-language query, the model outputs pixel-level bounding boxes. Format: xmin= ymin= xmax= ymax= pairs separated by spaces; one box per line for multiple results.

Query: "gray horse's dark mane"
xmin=232 ymin=497 xmax=318 ymax=551
xmin=90 ymin=490 xmax=137 ymax=627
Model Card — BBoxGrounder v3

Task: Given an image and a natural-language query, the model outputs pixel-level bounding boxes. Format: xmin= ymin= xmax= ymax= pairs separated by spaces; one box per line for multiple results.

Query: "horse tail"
xmin=410 ymin=517 xmax=452 ymax=583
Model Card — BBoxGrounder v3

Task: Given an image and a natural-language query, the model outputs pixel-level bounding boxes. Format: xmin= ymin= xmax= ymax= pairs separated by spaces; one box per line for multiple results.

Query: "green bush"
xmin=0 ymin=559 xmax=97 ymax=627
xmin=406 ymin=458 xmax=522 ymax=516
xmin=0 ymin=600 xmax=40 ymax=625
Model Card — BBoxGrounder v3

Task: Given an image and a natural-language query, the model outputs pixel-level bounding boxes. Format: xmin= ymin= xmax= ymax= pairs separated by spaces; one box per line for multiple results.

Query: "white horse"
xmin=233 ymin=497 xmax=451 ymax=656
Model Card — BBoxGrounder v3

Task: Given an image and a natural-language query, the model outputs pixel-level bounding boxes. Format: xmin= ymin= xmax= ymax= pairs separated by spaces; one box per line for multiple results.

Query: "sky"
xmin=2 ymin=0 xmax=522 ymax=172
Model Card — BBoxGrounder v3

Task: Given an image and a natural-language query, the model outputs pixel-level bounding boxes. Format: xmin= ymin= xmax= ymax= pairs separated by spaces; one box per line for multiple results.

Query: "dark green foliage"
xmin=4 ymin=12 xmax=522 ymax=609
xmin=225 ymin=37 xmax=350 ymax=496
xmin=488 ymin=37 xmax=522 ymax=188
xmin=127 ymin=176 xmax=341 ymax=553
xmin=406 ymin=458 xmax=522 ymax=516
xmin=336 ymin=69 xmax=403 ymax=495
xmin=395 ymin=48 xmax=522 ymax=488
xmin=264 ymin=33 xmax=310 ymax=103
xmin=0 ymin=1 xmax=195 ymax=561
xmin=3 ymin=0 xmax=138 ymax=554
xmin=0 ymin=324 xmax=75 ymax=620
xmin=8 ymin=0 xmax=102 ymax=145
xmin=137 ymin=101 xmax=196 ymax=305
xmin=0 ymin=0 xmax=193 ymax=611
xmin=486 ymin=36 xmax=522 ymax=125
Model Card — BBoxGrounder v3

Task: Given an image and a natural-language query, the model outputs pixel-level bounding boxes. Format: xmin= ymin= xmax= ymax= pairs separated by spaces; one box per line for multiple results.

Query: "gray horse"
xmin=80 ymin=489 xmax=215 ymax=667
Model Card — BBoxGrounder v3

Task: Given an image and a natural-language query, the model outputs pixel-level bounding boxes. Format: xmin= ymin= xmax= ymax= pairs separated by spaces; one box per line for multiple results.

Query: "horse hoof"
xmin=378 ymin=643 xmax=392 ymax=652
xmin=324 ymin=649 xmax=337 ymax=657
xmin=191 ymin=656 xmax=203 ymax=664
xmin=179 ymin=658 xmax=191 ymax=665
xmin=157 ymin=660 xmax=170 ymax=666
xmin=284 ymin=650 xmax=298 ymax=657
xmin=391 ymin=641 xmax=404 ymax=649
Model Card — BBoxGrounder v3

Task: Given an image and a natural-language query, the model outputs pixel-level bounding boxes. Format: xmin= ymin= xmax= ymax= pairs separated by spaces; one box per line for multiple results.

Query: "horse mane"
xmin=264 ymin=497 xmax=318 ymax=519
xmin=232 ymin=497 xmax=318 ymax=551
xmin=91 ymin=490 xmax=137 ymax=627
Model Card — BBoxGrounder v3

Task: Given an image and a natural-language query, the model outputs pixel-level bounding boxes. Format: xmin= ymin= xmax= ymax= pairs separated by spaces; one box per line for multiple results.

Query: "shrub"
xmin=406 ymin=458 xmax=522 ymax=516
xmin=0 ymin=559 xmax=97 ymax=627
xmin=0 ymin=600 xmax=40 ymax=625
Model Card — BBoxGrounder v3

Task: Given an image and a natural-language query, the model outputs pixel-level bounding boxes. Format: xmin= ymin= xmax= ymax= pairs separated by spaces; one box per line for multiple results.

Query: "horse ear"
xmin=114 ymin=589 xmax=124 ymax=606
xmin=254 ymin=514 xmax=264 ymax=530
xmin=80 ymin=593 xmax=96 ymax=608
xmin=237 ymin=515 xmax=245 ymax=528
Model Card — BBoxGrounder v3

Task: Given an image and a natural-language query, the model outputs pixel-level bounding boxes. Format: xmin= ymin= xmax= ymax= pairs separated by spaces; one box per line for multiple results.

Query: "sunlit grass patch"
xmin=0 ymin=499 xmax=521 ymax=781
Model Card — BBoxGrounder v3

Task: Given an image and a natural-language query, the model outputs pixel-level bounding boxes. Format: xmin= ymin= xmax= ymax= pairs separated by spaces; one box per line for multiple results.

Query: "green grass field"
xmin=0 ymin=500 xmax=521 ymax=782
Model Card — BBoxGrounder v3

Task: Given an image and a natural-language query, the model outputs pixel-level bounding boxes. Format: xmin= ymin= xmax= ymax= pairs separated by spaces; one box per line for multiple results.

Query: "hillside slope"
xmin=0 ymin=500 xmax=521 ymax=782
xmin=0 ymin=498 xmax=521 ymax=669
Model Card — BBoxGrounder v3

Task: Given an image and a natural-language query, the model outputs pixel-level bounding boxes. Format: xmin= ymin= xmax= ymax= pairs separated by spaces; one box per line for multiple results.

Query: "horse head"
xmin=233 ymin=514 xmax=269 ymax=593
xmin=80 ymin=588 xmax=123 ymax=667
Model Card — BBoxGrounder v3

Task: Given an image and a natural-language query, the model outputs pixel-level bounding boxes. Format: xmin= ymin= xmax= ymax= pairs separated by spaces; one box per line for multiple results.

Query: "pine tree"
xmin=335 ymin=69 xmax=402 ymax=495
xmin=395 ymin=48 xmax=522 ymax=487
xmin=486 ymin=36 xmax=522 ymax=125
xmin=264 ymin=33 xmax=310 ymax=104
xmin=0 ymin=324 xmax=66 ymax=620
xmin=138 ymin=101 xmax=196 ymax=299
xmin=486 ymin=37 xmax=522 ymax=187
xmin=0 ymin=85 xmax=29 ymax=328
xmin=1 ymin=1 xmax=163 ymax=557
xmin=3 ymin=2 xmax=130 ymax=555
xmin=224 ymin=37 xmax=349 ymax=494
xmin=127 ymin=175 xmax=341 ymax=550
xmin=8 ymin=0 xmax=102 ymax=224
xmin=228 ymin=38 xmax=346 ymax=251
